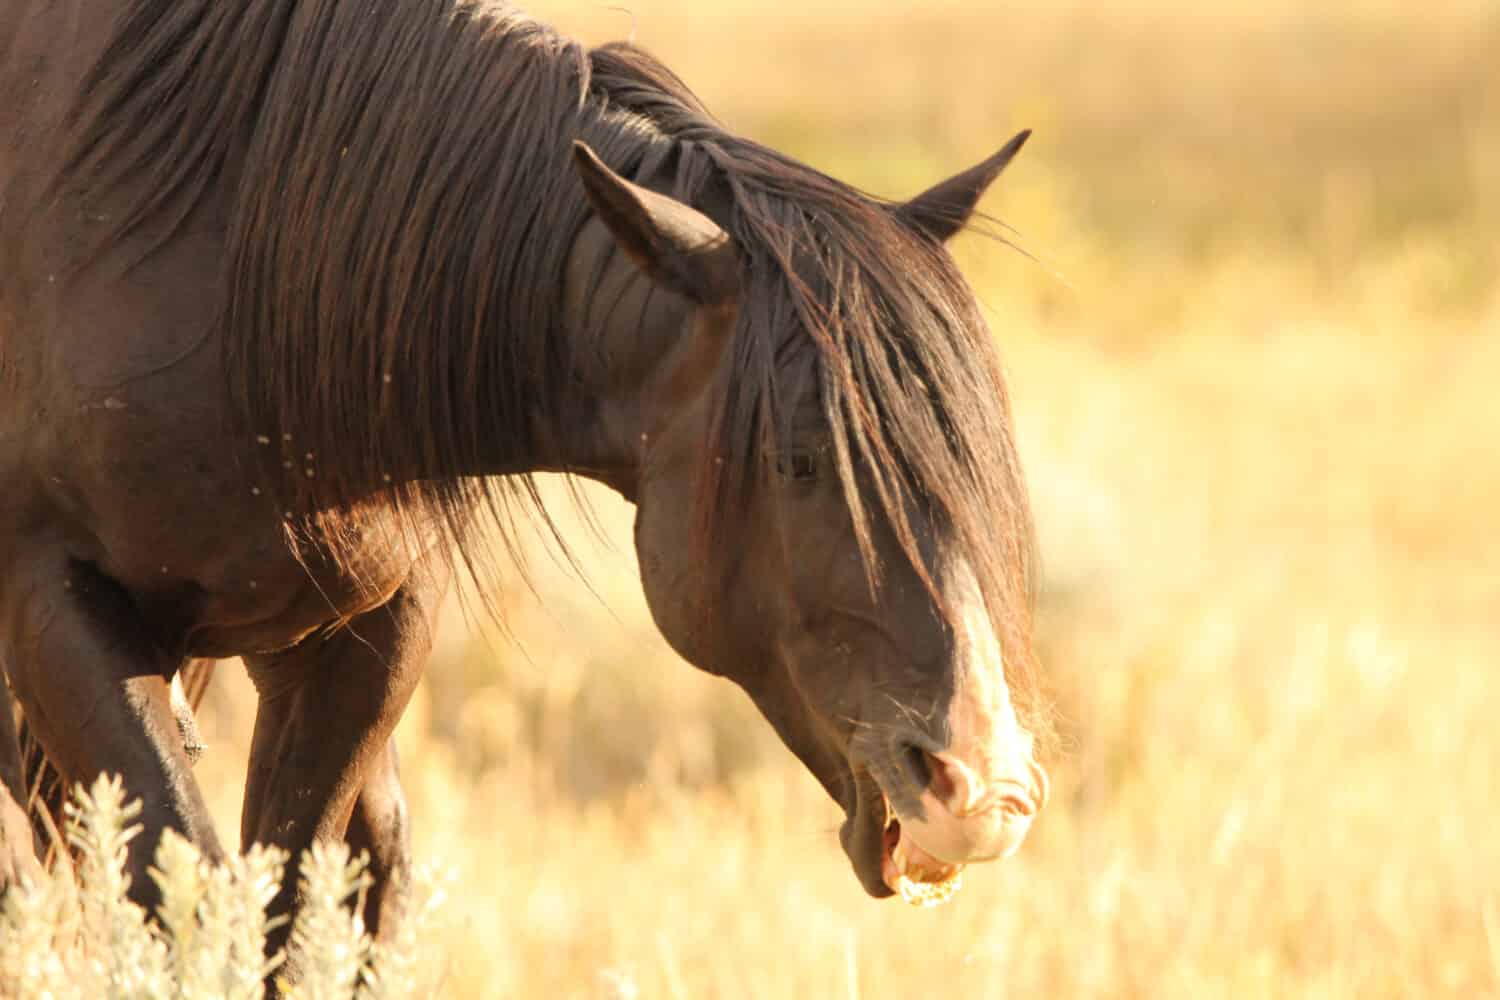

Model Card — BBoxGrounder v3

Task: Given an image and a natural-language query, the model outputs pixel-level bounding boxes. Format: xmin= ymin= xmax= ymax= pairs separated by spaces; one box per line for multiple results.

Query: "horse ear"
xmin=572 ymin=141 xmax=739 ymax=306
xmin=896 ymin=130 xmax=1031 ymax=243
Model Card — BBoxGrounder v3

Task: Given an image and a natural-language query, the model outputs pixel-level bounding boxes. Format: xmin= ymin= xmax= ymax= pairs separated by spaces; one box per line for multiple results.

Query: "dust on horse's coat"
xmin=0 ymin=0 xmax=1048 ymax=955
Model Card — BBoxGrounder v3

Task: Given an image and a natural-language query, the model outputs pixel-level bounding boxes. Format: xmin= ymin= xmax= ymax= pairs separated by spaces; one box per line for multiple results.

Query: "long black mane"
xmin=57 ymin=0 xmax=1044 ymax=741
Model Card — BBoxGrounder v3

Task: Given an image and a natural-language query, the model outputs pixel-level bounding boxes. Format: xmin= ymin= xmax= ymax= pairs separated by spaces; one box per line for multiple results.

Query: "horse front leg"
xmin=15 ymin=659 xmax=212 ymax=860
xmin=0 ymin=677 xmax=40 ymax=895
xmin=0 ymin=553 xmax=223 ymax=906
xmin=240 ymin=558 xmax=444 ymax=970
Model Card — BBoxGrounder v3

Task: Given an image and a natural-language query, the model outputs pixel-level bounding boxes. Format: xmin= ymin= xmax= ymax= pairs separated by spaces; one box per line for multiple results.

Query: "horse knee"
xmin=352 ymin=749 xmax=411 ymax=872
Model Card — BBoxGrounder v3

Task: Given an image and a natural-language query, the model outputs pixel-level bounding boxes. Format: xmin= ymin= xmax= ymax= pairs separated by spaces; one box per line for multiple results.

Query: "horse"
xmin=0 ymin=0 xmax=1051 ymax=955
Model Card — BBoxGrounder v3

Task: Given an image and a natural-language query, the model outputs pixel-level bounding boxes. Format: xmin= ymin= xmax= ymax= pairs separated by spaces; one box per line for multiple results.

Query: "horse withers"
xmin=0 ymin=0 xmax=1050 ymax=957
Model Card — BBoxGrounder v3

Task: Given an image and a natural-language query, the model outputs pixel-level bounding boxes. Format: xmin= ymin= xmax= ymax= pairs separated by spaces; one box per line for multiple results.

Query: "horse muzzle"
xmin=876 ymin=748 xmax=1049 ymax=902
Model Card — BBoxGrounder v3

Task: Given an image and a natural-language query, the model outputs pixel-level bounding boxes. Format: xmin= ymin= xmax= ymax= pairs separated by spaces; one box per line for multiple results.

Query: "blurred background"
xmin=194 ymin=1 xmax=1500 ymax=996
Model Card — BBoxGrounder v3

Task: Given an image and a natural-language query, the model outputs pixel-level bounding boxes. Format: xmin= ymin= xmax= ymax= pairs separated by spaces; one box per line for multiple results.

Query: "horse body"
xmin=1 ymin=1 xmax=444 ymax=941
xmin=2 ymin=0 xmax=1050 ymax=963
xmin=0 ymin=229 xmax=414 ymax=659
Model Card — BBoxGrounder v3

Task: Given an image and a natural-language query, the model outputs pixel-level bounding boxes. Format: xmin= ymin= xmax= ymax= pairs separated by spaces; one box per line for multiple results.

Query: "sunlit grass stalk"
xmin=0 ymin=866 xmax=75 ymax=997
xmin=280 ymin=842 xmax=372 ymax=1000
xmin=0 ymin=777 xmax=447 ymax=1000
xmin=66 ymin=774 xmax=170 ymax=996
xmin=359 ymin=864 xmax=452 ymax=999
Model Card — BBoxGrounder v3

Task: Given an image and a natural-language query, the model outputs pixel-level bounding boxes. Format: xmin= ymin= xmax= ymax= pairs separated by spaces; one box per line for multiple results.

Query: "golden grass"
xmin=0 ymin=776 xmax=450 ymax=998
xmin=182 ymin=2 xmax=1500 ymax=996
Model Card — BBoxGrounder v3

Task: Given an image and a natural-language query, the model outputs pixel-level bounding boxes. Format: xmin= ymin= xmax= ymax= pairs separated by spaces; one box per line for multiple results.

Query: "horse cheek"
xmin=633 ymin=501 xmax=715 ymax=673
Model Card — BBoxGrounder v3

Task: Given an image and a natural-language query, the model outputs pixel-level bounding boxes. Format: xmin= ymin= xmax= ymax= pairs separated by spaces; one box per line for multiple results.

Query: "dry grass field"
xmin=177 ymin=1 xmax=1500 ymax=996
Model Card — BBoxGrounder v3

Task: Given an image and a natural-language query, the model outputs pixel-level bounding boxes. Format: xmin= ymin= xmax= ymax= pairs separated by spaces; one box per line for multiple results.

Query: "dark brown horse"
xmin=0 ymin=0 xmax=1049 ymax=951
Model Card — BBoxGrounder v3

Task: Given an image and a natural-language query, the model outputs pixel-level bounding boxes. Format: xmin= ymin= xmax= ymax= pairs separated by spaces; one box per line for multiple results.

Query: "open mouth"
xmin=843 ymin=771 xmax=965 ymax=908
xmin=878 ymin=797 xmax=966 ymax=907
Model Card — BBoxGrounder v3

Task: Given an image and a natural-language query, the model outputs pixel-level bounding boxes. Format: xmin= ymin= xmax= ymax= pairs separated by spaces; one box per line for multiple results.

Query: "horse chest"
xmin=35 ymin=396 xmax=416 ymax=659
xmin=115 ymin=513 xmax=415 ymax=661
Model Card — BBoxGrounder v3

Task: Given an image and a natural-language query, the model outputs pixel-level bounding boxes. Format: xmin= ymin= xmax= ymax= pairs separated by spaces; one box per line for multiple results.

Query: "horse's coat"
xmin=1 ymin=0 xmax=1049 ymax=957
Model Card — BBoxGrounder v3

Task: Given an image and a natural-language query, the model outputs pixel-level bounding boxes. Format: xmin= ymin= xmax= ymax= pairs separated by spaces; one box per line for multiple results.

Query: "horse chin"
xmin=839 ymin=772 xmax=896 ymax=898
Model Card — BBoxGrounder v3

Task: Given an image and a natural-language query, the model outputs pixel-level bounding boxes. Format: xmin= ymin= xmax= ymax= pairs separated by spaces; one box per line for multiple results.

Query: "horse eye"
xmin=777 ymin=452 xmax=820 ymax=481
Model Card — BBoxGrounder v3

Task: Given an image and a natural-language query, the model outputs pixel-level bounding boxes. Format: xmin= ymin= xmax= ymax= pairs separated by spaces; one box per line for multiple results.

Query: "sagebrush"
xmin=0 ymin=775 xmax=449 ymax=1000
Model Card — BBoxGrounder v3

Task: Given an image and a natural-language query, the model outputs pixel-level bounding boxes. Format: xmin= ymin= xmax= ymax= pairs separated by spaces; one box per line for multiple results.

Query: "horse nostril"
xmin=892 ymin=741 xmax=978 ymax=813
xmin=922 ymin=748 xmax=970 ymax=812
xmin=893 ymin=740 xmax=1015 ymax=818
xmin=894 ymin=740 xmax=933 ymax=791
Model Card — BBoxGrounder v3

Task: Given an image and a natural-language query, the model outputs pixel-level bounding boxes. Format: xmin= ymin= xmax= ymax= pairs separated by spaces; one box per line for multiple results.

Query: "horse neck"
xmin=517 ymin=204 xmax=699 ymax=501
xmin=219 ymin=4 xmax=695 ymax=509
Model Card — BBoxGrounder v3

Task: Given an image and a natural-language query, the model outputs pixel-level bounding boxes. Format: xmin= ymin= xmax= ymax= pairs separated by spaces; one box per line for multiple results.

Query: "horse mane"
xmin=58 ymin=0 xmax=669 ymax=594
xmin=56 ymin=1 xmax=1046 ymax=746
